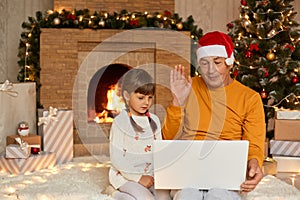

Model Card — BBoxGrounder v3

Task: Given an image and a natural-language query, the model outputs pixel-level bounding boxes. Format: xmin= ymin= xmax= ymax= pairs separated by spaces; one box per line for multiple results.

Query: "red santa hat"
xmin=197 ymin=31 xmax=235 ymax=65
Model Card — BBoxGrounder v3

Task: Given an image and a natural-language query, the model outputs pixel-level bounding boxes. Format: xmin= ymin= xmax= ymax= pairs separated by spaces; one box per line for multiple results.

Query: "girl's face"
xmin=127 ymin=92 xmax=154 ymax=116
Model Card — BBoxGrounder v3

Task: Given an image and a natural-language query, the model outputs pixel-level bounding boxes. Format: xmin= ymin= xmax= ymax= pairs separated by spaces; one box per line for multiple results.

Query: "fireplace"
xmin=40 ymin=29 xmax=191 ymax=153
xmin=88 ymin=64 xmax=130 ymax=123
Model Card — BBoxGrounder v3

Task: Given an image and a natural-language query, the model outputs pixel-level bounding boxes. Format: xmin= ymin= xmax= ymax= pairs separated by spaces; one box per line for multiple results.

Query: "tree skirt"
xmin=0 ymin=156 xmax=299 ymax=200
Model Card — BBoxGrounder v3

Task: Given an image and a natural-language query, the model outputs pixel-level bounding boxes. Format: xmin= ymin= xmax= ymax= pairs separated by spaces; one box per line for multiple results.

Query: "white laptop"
xmin=153 ymin=140 xmax=249 ymax=190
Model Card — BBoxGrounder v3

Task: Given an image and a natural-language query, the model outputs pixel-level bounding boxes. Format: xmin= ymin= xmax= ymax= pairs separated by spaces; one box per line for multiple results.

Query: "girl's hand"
xmin=170 ymin=65 xmax=192 ymax=106
xmin=138 ymin=175 xmax=154 ymax=188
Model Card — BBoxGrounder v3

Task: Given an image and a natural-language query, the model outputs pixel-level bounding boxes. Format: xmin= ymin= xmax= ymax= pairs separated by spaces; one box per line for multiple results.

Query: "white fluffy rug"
xmin=0 ymin=156 xmax=299 ymax=200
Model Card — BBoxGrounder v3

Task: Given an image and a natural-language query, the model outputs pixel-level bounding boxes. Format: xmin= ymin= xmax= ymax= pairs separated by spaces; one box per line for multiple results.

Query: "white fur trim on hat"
xmin=197 ymin=45 xmax=234 ymax=65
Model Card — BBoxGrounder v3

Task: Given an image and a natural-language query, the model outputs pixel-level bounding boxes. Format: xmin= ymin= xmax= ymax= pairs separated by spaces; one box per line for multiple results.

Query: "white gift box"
xmin=40 ymin=109 xmax=73 ymax=164
xmin=0 ymin=81 xmax=36 ymax=153
xmin=273 ymin=156 xmax=300 ymax=173
xmin=0 ymin=151 xmax=56 ymax=175
xmin=5 ymin=144 xmax=30 ymax=159
xmin=276 ymin=110 xmax=300 ymax=120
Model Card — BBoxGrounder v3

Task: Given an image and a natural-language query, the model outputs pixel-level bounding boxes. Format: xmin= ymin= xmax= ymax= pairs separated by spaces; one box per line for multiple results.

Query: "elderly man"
xmin=162 ymin=31 xmax=266 ymax=200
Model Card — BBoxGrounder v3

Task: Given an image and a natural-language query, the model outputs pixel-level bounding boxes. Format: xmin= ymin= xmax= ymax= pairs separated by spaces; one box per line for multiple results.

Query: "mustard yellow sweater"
xmin=162 ymin=77 xmax=266 ymax=167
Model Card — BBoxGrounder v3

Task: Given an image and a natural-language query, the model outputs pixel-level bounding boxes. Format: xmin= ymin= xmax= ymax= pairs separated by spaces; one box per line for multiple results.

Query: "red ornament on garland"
xmin=260 ymin=89 xmax=268 ymax=99
xmin=241 ymin=0 xmax=247 ymax=6
xmin=67 ymin=14 xmax=76 ymax=21
xmin=164 ymin=10 xmax=172 ymax=17
xmin=129 ymin=19 xmax=138 ymax=26
xmin=245 ymin=50 xmax=252 ymax=58
xmin=292 ymin=76 xmax=299 ymax=84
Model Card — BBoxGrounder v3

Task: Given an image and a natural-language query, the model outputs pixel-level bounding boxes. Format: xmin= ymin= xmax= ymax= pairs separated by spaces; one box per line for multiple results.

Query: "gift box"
xmin=270 ymin=140 xmax=300 ymax=157
xmin=273 ymin=156 xmax=300 ymax=173
xmin=6 ymin=134 xmax=41 ymax=147
xmin=40 ymin=109 xmax=73 ymax=164
xmin=0 ymin=81 xmax=36 ymax=153
xmin=5 ymin=144 xmax=30 ymax=159
xmin=262 ymin=158 xmax=277 ymax=175
xmin=276 ymin=109 xmax=300 ymax=120
xmin=274 ymin=119 xmax=300 ymax=141
xmin=0 ymin=151 xmax=56 ymax=175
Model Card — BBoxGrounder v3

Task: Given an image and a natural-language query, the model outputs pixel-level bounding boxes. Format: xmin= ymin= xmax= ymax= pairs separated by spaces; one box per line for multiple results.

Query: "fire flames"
xmin=94 ymin=85 xmax=125 ymax=123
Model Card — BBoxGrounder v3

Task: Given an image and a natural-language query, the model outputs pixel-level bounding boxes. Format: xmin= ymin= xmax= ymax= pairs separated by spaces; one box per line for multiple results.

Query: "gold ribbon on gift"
xmin=0 ymin=80 xmax=18 ymax=97
xmin=38 ymin=106 xmax=58 ymax=126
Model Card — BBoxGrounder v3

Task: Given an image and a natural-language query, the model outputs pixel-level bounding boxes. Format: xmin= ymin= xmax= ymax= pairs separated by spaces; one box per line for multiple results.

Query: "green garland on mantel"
xmin=17 ymin=9 xmax=203 ymax=108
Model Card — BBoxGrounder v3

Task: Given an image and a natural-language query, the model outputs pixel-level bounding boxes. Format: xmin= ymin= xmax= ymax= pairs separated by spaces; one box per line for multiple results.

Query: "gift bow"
xmin=0 ymin=80 xmax=18 ymax=97
xmin=38 ymin=106 xmax=58 ymax=126
xmin=15 ymin=137 xmax=28 ymax=150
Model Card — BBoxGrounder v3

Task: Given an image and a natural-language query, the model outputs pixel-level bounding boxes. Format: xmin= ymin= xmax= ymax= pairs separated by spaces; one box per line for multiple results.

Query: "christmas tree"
xmin=227 ymin=0 xmax=300 ymax=122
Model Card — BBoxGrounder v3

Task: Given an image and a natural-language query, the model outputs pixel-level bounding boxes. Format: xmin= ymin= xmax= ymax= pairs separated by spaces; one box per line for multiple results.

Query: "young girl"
xmin=108 ymin=68 xmax=171 ymax=200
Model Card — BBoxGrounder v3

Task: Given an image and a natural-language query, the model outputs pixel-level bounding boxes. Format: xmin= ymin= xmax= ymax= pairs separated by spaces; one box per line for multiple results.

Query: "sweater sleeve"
xmin=161 ymin=104 xmax=185 ymax=140
xmin=242 ymin=93 xmax=266 ymax=167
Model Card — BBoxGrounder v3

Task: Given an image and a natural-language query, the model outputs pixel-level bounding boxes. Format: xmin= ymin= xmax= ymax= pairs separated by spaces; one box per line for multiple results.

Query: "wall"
xmin=0 ymin=0 xmax=53 ymax=83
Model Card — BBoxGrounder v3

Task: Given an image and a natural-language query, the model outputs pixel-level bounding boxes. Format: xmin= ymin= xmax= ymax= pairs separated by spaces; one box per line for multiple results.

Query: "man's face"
xmin=198 ymin=56 xmax=233 ymax=89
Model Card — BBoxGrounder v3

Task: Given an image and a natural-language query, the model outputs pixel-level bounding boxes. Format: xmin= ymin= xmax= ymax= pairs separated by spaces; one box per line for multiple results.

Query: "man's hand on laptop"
xmin=240 ymin=158 xmax=263 ymax=193
xmin=138 ymin=175 xmax=154 ymax=188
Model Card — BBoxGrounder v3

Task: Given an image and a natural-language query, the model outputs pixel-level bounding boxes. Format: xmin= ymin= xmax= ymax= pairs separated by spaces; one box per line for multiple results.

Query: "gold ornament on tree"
xmin=266 ymin=51 xmax=275 ymax=61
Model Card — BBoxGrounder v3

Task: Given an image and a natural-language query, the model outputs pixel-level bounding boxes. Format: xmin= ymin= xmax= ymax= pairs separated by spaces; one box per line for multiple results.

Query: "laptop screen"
xmin=153 ymin=140 xmax=249 ymax=190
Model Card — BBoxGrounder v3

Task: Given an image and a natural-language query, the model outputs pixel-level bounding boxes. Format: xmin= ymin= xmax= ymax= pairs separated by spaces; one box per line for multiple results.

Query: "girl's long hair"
xmin=119 ymin=68 xmax=157 ymax=134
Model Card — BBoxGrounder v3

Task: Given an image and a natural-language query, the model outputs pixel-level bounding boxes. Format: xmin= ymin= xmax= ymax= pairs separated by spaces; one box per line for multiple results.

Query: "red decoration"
xmin=129 ymin=19 xmax=138 ymax=26
xmin=233 ymin=69 xmax=239 ymax=77
xmin=260 ymin=0 xmax=269 ymax=6
xmin=263 ymin=68 xmax=269 ymax=77
xmin=31 ymin=147 xmax=40 ymax=155
xmin=164 ymin=10 xmax=172 ymax=17
xmin=284 ymin=44 xmax=295 ymax=51
xmin=245 ymin=50 xmax=252 ymax=58
xmin=241 ymin=0 xmax=247 ymax=6
xmin=227 ymin=23 xmax=233 ymax=31
xmin=67 ymin=14 xmax=76 ymax=21
xmin=292 ymin=76 xmax=299 ymax=84
xmin=249 ymin=43 xmax=259 ymax=52
xmin=260 ymin=89 xmax=268 ymax=99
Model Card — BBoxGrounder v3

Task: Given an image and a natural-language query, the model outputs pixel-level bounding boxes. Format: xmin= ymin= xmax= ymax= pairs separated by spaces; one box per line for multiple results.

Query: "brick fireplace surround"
xmin=40 ymin=28 xmax=191 ymax=156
